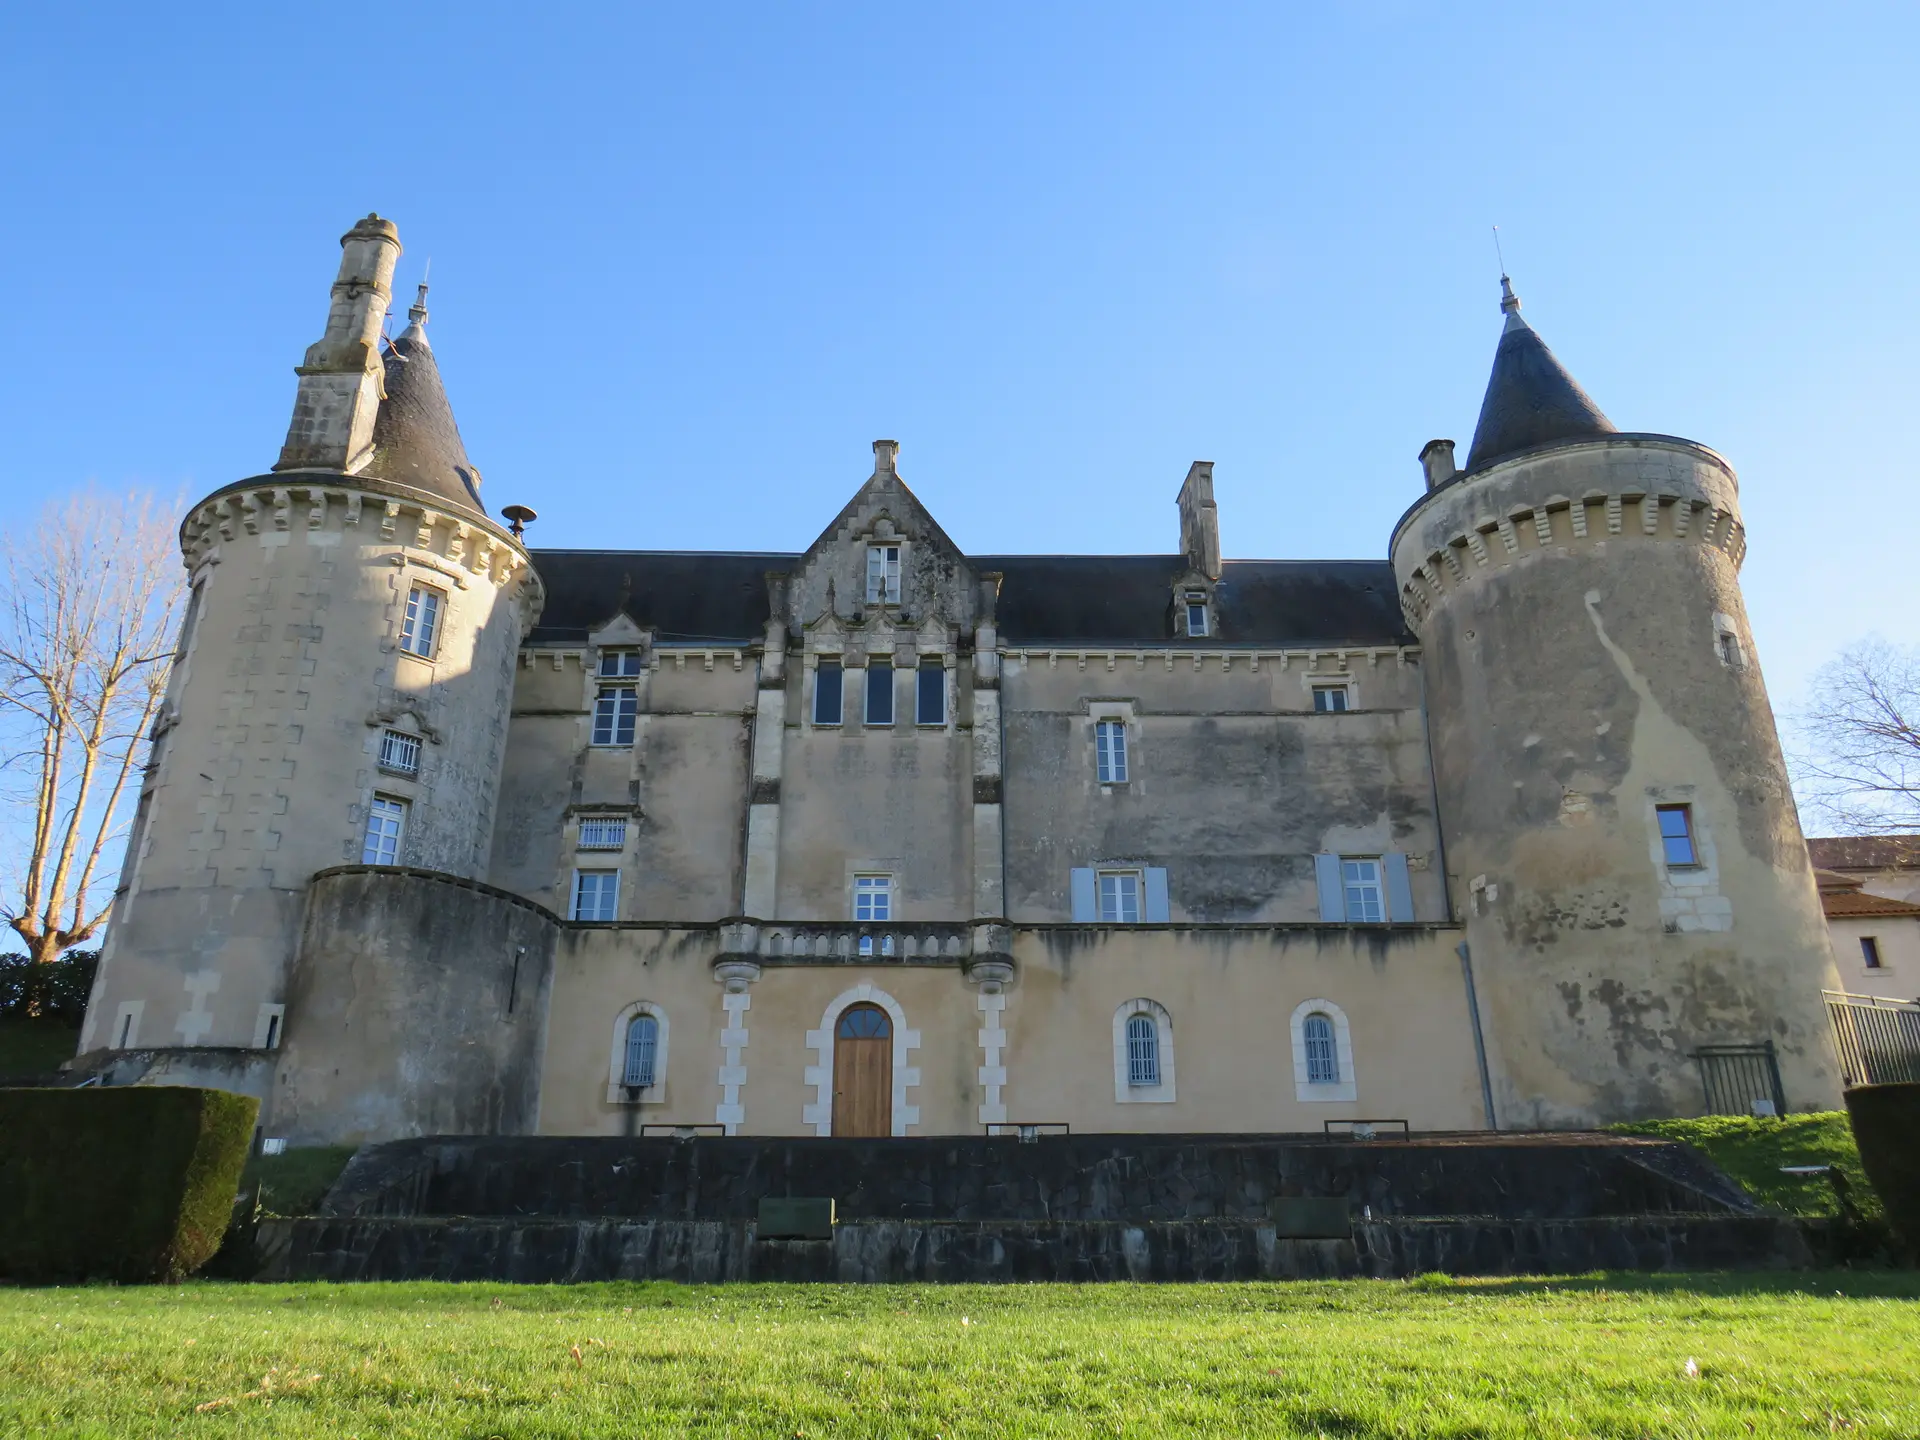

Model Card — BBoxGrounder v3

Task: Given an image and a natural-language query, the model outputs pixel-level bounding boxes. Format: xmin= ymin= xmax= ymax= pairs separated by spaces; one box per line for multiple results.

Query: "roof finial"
xmin=398 ymin=262 xmax=431 ymax=347
xmin=1500 ymin=273 xmax=1520 ymax=314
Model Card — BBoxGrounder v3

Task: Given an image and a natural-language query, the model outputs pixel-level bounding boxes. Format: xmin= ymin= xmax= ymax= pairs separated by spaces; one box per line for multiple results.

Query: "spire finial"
xmin=398 ymin=263 xmax=431 ymax=347
xmin=1500 ymin=273 xmax=1520 ymax=315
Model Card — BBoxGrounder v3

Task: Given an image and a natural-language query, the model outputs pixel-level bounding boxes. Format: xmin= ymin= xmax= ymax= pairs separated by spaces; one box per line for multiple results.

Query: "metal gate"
xmin=1826 ymin=991 xmax=1920 ymax=1087
xmin=1692 ymin=1042 xmax=1787 ymax=1117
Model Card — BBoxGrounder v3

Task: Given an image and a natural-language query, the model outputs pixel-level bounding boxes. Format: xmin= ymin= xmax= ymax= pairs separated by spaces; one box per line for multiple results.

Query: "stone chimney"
xmin=873 ymin=439 xmax=900 ymax=477
xmin=1177 ymin=461 xmax=1221 ymax=580
xmin=1419 ymin=439 xmax=1458 ymax=491
xmin=274 ymin=214 xmax=403 ymax=474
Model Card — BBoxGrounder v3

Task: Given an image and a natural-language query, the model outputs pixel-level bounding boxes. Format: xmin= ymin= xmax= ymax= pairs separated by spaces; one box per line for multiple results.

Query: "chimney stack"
xmin=274 ymin=214 xmax=403 ymax=474
xmin=1419 ymin=439 xmax=1458 ymax=491
xmin=1176 ymin=461 xmax=1221 ymax=580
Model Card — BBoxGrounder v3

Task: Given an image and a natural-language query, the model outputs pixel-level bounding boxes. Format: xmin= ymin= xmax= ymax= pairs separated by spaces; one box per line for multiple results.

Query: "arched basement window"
xmin=1303 ymin=1012 xmax=1339 ymax=1085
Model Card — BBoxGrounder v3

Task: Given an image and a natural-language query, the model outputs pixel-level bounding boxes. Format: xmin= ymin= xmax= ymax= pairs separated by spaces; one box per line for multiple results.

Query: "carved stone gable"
xmin=790 ymin=440 xmax=976 ymax=636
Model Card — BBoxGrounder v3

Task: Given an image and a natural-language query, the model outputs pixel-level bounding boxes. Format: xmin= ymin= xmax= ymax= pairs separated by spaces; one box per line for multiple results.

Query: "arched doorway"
xmin=833 ymin=1003 xmax=893 ymax=1137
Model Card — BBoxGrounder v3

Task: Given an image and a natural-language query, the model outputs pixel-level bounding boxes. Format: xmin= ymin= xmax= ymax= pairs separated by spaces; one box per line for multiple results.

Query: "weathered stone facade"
xmin=77 ymin=220 xmax=1843 ymax=1143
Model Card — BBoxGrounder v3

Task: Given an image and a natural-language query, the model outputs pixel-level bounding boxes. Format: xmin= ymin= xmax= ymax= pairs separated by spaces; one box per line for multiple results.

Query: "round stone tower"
xmin=82 ymin=217 xmax=545 ymax=1110
xmin=1391 ymin=279 xmax=1840 ymax=1126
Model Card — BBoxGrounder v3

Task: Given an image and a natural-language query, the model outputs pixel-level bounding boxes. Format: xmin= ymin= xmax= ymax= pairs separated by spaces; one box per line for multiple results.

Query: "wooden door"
xmin=832 ymin=1004 xmax=893 ymax=1137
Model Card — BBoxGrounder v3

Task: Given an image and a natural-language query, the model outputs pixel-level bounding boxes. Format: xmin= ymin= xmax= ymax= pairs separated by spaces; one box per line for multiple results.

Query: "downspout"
xmin=1456 ymin=940 xmax=1497 ymax=1130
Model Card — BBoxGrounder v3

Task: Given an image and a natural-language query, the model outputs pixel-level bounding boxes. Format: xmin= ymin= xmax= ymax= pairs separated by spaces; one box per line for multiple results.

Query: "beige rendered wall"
xmin=1826 ymin=915 xmax=1920 ymax=1002
xmin=1393 ymin=437 xmax=1843 ymax=1125
xmin=535 ymin=923 xmax=1484 ymax=1137
xmin=84 ymin=478 xmax=538 ymax=1054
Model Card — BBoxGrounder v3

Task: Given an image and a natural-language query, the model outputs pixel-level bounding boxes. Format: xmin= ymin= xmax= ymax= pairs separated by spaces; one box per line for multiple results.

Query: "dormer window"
xmin=1182 ymin=591 xmax=1210 ymax=638
xmin=866 ymin=545 xmax=902 ymax=606
xmin=599 ymin=650 xmax=644 ymax=679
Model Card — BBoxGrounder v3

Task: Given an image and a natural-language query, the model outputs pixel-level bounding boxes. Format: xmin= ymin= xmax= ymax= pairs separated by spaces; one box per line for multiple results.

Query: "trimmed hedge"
xmin=0 ymin=1087 xmax=257 ymax=1283
xmin=1847 ymin=1084 xmax=1920 ymax=1250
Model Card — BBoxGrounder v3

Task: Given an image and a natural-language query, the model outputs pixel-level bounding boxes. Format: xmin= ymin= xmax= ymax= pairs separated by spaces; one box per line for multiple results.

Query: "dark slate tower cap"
xmin=365 ymin=282 xmax=487 ymax=516
xmin=1463 ymin=277 xmax=1617 ymax=473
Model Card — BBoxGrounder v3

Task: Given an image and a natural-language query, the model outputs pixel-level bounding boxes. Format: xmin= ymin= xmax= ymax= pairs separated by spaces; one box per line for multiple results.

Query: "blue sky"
xmin=0 ymin=2 xmax=1913 ymax=706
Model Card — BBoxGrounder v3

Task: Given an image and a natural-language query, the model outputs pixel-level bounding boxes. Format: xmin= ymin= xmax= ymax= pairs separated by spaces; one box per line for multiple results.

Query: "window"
xmin=1341 ymin=858 xmax=1384 ymax=923
xmin=592 ymin=685 xmax=638 ymax=746
xmin=813 ymin=661 xmax=843 ymax=725
xmin=377 ymin=729 xmax=422 ymax=776
xmin=916 ymin=663 xmax=945 ymax=725
xmin=362 ymin=796 xmax=406 ymax=865
xmin=578 ymin=816 xmax=627 ymax=850
xmin=1656 ymin=805 xmax=1698 ymax=867
xmin=866 ymin=545 xmax=901 ymax=605
xmin=599 ymin=649 xmax=644 ymax=678
xmin=1125 ymin=1013 xmax=1160 ymax=1086
xmin=1098 ymin=870 xmax=1141 ymax=924
xmin=623 ymin=1013 xmax=659 ymax=1088
xmin=1861 ymin=936 xmax=1884 ymax=969
xmin=1313 ymin=685 xmax=1350 ymax=713
xmin=398 ymin=585 xmax=442 ymax=657
xmin=854 ymin=875 xmax=892 ymax=923
xmin=865 ymin=662 xmax=894 ymax=725
xmin=1095 ymin=720 xmax=1128 ymax=784
xmin=1184 ymin=595 xmax=1209 ymax=637
xmin=1302 ymin=1013 xmax=1340 ymax=1084
xmin=571 ymin=869 xmax=620 ymax=921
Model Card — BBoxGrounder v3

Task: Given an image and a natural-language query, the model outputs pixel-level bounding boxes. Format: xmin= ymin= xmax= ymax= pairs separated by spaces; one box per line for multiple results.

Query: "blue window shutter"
xmin=1314 ymin=853 xmax=1344 ymax=922
xmin=1384 ymin=852 xmax=1415 ymax=922
xmin=1144 ymin=868 xmax=1171 ymax=923
xmin=1070 ymin=868 xmax=1096 ymax=922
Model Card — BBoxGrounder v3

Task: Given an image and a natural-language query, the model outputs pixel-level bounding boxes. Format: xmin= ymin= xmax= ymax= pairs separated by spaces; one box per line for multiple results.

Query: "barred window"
xmin=398 ymin=585 xmax=442 ymax=657
xmin=1125 ymin=1013 xmax=1160 ymax=1086
xmin=623 ymin=1014 xmax=659 ymax=1088
xmin=377 ymin=729 xmax=421 ymax=776
xmin=592 ymin=685 xmax=638 ymax=746
xmin=1303 ymin=1013 xmax=1340 ymax=1084
xmin=1095 ymin=720 xmax=1128 ymax=784
xmin=578 ymin=816 xmax=627 ymax=851
xmin=571 ymin=869 xmax=620 ymax=922
xmin=361 ymin=796 xmax=407 ymax=866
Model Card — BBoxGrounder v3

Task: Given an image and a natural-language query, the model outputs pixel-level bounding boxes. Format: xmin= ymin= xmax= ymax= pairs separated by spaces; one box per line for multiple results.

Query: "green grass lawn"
xmin=1610 ymin=1112 xmax=1878 ymax=1219
xmin=3 ymin=1274 xmax=1917 ymax=1438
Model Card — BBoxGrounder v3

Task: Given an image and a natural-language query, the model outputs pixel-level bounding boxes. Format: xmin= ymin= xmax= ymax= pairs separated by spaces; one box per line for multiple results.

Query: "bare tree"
xmin=1794 ymin=638 xmax=1920 ymax=837
xmin=0 ymin=488 xmax=184 ymax=971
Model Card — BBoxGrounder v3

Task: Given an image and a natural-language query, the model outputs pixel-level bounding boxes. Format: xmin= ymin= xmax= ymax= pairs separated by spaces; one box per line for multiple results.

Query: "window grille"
xmin=1125 ymin=1013 xmax=1160 ymax=1086
xmin=624 ymin=1014 xmax=659 ymax=1088
xmin=578 ymin=816 xmax=627 ymax=850
xmin=916 ymin=663 xmax=945 ymax=725
xmin=813 ymin=661 xmax=843 ymax=725
xmin=571 ymin=869 xmax=620 ymax=922
xmin=1341 ymin=858 xmax=1383 ymax=923
xmin=1099 ymin=871 xmax=1141 ymax=924
xmin=1095 ymin=720 xmax=1128 ymax=783
xmin=378 ymin=729 xmax=422 ymax=775
xmin=866 ymin=662 xmax=894 ymax=725
xmin=1656 ymin=805 xmax=1698 ymax=866
xmin=362 ymin=796 xmax=407 ymax=866
xmin=592 ymin=685 xmax=639 ymax=746
xmin=854 ymin=875 xmax=892 ymax=923
xmin=398 ymin=586 xmax=441 ymax=657
xmin=599 ymin=649 xmax=644 ymax=678
xmin=866 ymin=545 xmax=901 ymax=605
xmin=1303 ymin=1013 xmax=1340 ymax=1084
xmin=1313 ymin=685 xmax=1350 ymax=713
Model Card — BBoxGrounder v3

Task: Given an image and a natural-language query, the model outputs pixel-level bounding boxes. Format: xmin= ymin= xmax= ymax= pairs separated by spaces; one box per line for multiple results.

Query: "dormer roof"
xmin=1463 ymin=277 xmax=1617 ymax=473
xmin=364 ymin=284 xmax=487 ymax=517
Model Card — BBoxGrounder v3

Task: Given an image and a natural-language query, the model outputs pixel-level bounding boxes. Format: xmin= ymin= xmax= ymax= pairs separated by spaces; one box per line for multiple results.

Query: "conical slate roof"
xmin=1463 ymin=278 xmax=1616 ymax=472
xmin=365 ymin=286 xmax=487 ymax=516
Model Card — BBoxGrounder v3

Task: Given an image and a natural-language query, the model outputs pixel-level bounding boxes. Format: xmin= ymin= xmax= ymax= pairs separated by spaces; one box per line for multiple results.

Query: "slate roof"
xmin=364 ymin=311 xmax=487 ymax=518
xmin=526 ymin=551 xmax=1411 ymax=648
xmin=1464 ymin=283 xmax=1618 ymax=473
